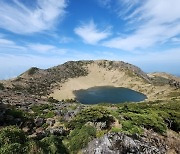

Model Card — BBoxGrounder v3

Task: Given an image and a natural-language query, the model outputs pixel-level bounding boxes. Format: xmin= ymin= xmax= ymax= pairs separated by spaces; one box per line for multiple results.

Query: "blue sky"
xmin=0 ymin=0 xmax=180 ymax=79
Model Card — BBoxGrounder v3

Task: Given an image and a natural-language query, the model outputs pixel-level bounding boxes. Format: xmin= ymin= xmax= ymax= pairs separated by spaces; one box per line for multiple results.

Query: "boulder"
xmin=34 ymin=117 xmax=45 ymax=127
xmin=83 ymin=133 xmax=166 ymax=154
xmin=86 ymin=122 xmax=107 ymax=130
xmin=46 ymin=118 xmax=55 ymax=127
xmin=47 ymin=126 xmax=66 ymax=136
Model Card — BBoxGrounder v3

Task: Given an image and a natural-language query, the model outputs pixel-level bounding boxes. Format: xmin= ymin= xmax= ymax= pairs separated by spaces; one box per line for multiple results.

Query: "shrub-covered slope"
xmin=0 ymin=99 xmax=179 ymax=154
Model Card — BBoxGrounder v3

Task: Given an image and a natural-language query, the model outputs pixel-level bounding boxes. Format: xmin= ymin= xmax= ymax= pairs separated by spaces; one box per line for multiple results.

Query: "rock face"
xmin=83 ymin=133 xmax=166 ymax=154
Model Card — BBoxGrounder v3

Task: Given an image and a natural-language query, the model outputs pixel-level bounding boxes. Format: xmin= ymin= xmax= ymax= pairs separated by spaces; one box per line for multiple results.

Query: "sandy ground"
xmin=50 ymin=63 xmax=173 ymax=101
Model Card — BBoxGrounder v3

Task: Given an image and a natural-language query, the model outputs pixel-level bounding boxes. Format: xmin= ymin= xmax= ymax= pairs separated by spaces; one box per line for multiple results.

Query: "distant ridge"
xmin=1 ymin=60 xmax=180 ymax=101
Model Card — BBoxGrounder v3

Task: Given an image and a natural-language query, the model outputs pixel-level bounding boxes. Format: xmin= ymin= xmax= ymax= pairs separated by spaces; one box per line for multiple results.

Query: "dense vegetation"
xmin=0 ymin=99 xmax=179 ymax=153
xmin=117 ymin=100 xmax=180 ymax=134
xmin=66 ymin=107 xmax=114 ymax=129
xmin=0 ymin=126 xmax=68 ymax=154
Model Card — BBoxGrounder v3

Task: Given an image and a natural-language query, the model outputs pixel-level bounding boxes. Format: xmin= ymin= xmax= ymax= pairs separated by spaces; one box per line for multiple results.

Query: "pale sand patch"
xmin=50 ymin=63 xmax=173 ymax=101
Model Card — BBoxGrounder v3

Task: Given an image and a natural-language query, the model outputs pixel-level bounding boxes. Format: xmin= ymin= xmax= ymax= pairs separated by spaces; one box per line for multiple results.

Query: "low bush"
xmin=0 ymin=126 xmax=27 ymax=153
xmin=121 ymin=121 xmax=143 ymax=135
xmin=40 ymin=135 xmax=68 ymax=154
xmin=0 ymin=143 xmax=24 ymax=154
xmin=67 ymin=106 xmax=114 ymax=129
xmin=48 ymin=97 xmax=59 ymax=103
xmin=96 ymin=130 xmax=108 ymax=138
xmin=28 ymin=67 xmax=38 ymax=75
xmin=111 ymin=127 xmax=122 ymax=133
xmin=0 ymin=126 xmax=27 ymax=146
xmin=0 ymin=126 xmax=69 ymax=154
xmin=31 ymin=104 xmax=54 ymax=118
xmin=123 ymin=112 xmax=167 ymax=134
xmin=117 ymin=100 xmax=180 ymax=134
xmin=0 ymin=83 xmax=4 ymax=90
xmin=68 ymin=125 xmax=96 ymax=153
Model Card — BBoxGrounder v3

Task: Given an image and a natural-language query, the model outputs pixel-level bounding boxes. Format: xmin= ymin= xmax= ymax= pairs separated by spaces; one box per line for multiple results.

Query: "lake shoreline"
xmin=73 ymin=86 xmax=147 ymax=104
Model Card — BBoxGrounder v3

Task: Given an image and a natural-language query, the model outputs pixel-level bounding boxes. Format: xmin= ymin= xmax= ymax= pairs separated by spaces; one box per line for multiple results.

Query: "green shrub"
xmin=26 ymin=140 xmax=44 ymax=154
xmin=6 ymin=108 xmax=24 ymax=118
xmin=0 ymin=127 xmax=68 ymax=154
xmin=117 ymin=100 xmax=180 ymax=133
xmin=111 ymin=127 xmax=122 ymax=133
xmin=12 ymin=84 xmax=24 ymax=91
xmin=0 ymin=126 xmax=28 ymax=154
xmin=0 ymin=143 xmax=24 ymax=154
xmin=45 ymin=111 xmax=55 ymax=118
xmin=121 ymin=121 xmax=143 ymax=135
xmin=28 ymin=67 xmax=38 ymax=75
xmin=31 ymin=104 xmax=54 ymax=117
xmin=96 ymin=130 xmax=108 ymax=138
xmin=67 ymin=107 xmax=114 ymax=129
xmin=0 ymin=83 xmax=4 ymax=90
xmin=40 ymin=135 xmax=68 ymax=154
xmin=68 ymin=125 xmax=96 ymax=153
xmin=48 ymin=97 xmax=59 ymax=103
xmin=123 ymin=112 xmax=167 ymax=134
xmin=0 ymin=126 xmax=27 ymax=146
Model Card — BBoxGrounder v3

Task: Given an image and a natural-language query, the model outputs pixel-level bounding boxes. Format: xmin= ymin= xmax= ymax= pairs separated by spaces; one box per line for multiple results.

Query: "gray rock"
xmin=86 ymin=122 xmax=107 ymax=130
xmin=48 ymin=126 xmax=66 ymax=136
xmin=83 ymin=133 xmax=166 ymax=154
xmin=46 ymin=118 xmax=55 ymax=126
xmin=34 ymin=117 xmax=45 ymax=127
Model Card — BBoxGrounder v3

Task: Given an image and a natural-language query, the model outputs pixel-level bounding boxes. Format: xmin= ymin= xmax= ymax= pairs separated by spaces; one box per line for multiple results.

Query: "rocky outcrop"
xmin=83 ymin=133 xmax=167 ymax=154
xmin=169 ymin=79 xmax=180 ymax=89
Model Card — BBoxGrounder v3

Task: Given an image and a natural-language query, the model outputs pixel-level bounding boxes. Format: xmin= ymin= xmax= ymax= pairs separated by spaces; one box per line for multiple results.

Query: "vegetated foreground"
xmin=0 ymin=98 xmax=179 ymax=154
xmin=0 ymin=60 xmax=180 ymax=154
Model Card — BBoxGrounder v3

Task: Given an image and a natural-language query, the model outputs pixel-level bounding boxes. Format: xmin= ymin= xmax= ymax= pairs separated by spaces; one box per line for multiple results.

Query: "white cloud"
xmin=171 ymin=37 xmax=180 ymax=43
xmin=0 ymin=47 xmax=180 ymax=79
xmin=59 ymin=36 xmax=74 ymax=43
xmin=0 ymin=37 xmax=67 ymax=55
xmin=0 ymin=0 xmax=67 ymax=34
xmin=27 ymin=43 xmax=67 ymax=54
xmin=74 ymin=20 xmax=111 ymax=45
xmin=0 ymin=38 xmax=26 ymax=51
xmin=0 ymin=38 xmax=15 ymax=45
xmin=97 ymin=0 xmax=111 ymax=8
xmin=103 ymin=0 xmax=180 ymax=51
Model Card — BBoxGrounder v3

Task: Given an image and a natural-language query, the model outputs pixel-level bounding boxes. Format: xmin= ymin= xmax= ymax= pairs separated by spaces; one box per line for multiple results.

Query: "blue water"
xmin=73 ymin=86 xmax=147 ymax=104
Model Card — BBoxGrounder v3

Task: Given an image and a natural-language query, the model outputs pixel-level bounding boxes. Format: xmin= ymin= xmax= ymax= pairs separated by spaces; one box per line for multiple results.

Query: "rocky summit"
xmin=0 ymin=60 xmax=180 ymax=154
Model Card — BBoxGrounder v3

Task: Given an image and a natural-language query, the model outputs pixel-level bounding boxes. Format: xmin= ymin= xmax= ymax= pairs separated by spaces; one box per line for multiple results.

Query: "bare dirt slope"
xmin=50 ymin=60 xmax=178 ymax=101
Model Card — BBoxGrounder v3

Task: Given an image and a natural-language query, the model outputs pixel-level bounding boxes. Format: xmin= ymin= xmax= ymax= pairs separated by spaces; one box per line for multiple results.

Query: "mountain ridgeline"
xmin=0 ymin=60 xmax=180 ymax=154
xmin=2 ymin=60 xmax=178 ymax=102
xmin=7 ymin=60 xmax=151 ymax=95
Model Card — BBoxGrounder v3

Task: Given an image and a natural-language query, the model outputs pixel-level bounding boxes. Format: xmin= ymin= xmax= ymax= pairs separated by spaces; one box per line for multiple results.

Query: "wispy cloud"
xmin=0 ymin=38 xmax=26 ymax=51
xmin=59 ymin=36 xmax=74 ymax=44
xmin=27 ymin=43 xmax=67 ymax=54
xmin=0 ymin=38 xmax=15 ymax=45
xmin=0 ymin=0 xmax=67 ymax=34
xmin=103 ymin=0 xmax=180 ymax=51
xmin=171 ymin=37 xmax=180 ymax=44
xmin=74 ymin=20 xmax=111 ymax=45
xmin=97 ymin=0 xmax=111 ymax=8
